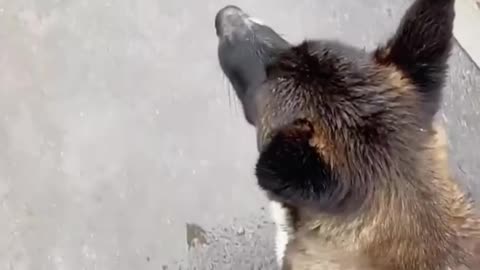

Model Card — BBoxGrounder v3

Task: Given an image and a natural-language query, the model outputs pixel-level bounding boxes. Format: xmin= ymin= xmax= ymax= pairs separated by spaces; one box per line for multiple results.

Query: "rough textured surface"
xmin=0 ymin=0 xmax=479 ymax=269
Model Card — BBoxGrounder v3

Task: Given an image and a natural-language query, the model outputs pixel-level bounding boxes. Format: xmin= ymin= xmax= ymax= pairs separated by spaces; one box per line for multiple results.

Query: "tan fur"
xmin=309 ymin=123 xmax=347 ymax=168
xmin=384 ymin=67 xmax=413 ymax=93
xmin=282 ymin=86 xmax=480 ymax=270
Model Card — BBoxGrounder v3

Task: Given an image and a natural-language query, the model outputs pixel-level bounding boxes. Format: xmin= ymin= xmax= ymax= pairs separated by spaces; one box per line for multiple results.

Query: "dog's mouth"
xmin=215 ymin=6 xmax=291 ymax=151
xmin=215 ymin=6 xmax=290 ymax=127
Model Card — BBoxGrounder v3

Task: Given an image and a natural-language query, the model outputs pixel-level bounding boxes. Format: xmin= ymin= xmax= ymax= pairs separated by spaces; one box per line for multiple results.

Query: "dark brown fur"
xmin=215 ymin=0 xmax=480 ymax=269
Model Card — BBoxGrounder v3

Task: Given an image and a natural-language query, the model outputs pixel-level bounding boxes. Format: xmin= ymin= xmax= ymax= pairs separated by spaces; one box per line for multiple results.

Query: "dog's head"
xmin=215 ymin=1 xmax=454 ymax=213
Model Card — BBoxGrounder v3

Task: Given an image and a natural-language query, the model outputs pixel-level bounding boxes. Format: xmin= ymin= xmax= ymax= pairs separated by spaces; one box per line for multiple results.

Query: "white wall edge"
xmin=453 ymin=0 xmax=480 ymax=68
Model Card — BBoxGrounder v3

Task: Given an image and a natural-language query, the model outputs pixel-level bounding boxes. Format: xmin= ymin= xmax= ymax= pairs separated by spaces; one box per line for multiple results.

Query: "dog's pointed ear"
xmin=374 ymin=0 xmax=455 ymax=119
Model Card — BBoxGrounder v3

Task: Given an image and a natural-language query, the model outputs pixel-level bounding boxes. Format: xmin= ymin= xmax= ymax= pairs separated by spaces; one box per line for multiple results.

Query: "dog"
xmin=214 ymin=0 xmax=480 ymax=269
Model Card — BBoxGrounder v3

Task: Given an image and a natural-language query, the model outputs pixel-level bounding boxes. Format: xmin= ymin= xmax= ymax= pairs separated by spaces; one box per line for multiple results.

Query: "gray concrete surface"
xmin=0 ymin=0 xmax=479 ymax=269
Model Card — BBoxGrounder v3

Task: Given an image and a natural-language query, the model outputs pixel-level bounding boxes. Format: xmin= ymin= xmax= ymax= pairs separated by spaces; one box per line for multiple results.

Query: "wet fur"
xmin=216 ymin=0 xmax=480 ymax=269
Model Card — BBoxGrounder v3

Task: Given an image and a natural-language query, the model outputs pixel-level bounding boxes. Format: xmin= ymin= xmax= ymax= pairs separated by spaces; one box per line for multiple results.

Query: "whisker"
xmin=221 ymin=74 xmax=238 ymax=116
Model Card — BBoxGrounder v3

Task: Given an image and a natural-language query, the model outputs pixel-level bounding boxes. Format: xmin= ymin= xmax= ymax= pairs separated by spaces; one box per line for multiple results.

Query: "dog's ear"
xmin=374 ymin=0 xmax=455 ymax=119
xmin=255 ymin=120 xmax=357 ymax=213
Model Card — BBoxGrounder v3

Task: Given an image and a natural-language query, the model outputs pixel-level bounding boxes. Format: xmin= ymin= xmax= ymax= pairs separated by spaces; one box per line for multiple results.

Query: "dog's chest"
xmin=269 ymin=201 xmax=375 ymax=270
xmin=269 ymin=201 xmax=357 ymax=269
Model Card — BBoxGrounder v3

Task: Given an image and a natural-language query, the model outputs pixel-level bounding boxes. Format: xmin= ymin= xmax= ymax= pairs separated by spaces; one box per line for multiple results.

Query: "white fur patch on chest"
xmin=269 ymin=201 xmax=292 ymax=267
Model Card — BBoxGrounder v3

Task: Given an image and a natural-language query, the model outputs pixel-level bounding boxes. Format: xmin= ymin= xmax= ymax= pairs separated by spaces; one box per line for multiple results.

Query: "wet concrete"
xmin=0 ymin=0 xmax=479 ymax=269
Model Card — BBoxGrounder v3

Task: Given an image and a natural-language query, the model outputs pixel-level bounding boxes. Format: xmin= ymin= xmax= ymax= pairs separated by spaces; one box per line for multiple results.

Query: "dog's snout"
xmin=215 ymin=5 xmax=251 ymax=38
xmin=215 ymin=5 xmax=291 ymax=129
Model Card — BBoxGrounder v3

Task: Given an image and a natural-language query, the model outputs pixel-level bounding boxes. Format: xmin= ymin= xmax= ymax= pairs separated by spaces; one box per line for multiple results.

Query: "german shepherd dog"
xmin=215 ymin=0 xmax=480 ymax=269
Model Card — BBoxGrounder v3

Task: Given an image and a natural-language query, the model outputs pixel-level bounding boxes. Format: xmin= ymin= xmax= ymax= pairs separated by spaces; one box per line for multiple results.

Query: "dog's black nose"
xmin=215 ymin=5 xmax=251 ymax=38
xmin=216 ymin=5 xmax=244 ymax=18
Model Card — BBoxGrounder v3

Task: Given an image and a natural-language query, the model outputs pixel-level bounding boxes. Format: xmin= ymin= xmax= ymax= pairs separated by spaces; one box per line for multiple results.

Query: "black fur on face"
xmin=215 ymin=0 xmax=455 ymax=214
